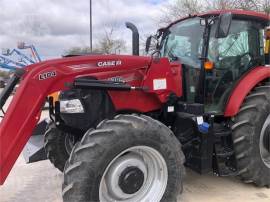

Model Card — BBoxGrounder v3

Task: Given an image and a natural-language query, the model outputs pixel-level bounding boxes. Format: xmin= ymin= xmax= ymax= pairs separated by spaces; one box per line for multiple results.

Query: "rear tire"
xmin=44 ymin=122 xmax=75 ymax=172
xmin=231 ymin=83 xmax=270 ymax=187
xmin=62 ymin=114 xmax=185 ymax=202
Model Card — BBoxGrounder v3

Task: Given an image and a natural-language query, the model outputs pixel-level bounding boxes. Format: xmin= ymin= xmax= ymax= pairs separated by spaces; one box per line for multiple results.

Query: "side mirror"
xmin=215 ymin=13 xmax=232 ymax=38
xmin=145 ymin=36 xmax=152 ymax=53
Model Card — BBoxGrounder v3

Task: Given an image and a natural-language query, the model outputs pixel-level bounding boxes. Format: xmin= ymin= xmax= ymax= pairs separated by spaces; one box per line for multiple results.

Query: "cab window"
xmin=205 ymin=20 xmax=265 ymax=113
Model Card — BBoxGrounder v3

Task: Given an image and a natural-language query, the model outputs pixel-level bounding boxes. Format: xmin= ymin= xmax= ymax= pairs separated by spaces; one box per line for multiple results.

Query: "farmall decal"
xmin=39 ymin=71 xmax=56 ymax=80
xmin=97 ymin=60 xmax=122 ymax=67
xmin=108 ymin=76 xmax=124 ymax=82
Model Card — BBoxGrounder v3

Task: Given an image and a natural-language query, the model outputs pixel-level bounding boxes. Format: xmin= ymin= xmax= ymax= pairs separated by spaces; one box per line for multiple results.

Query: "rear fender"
xmin=224 ymin=66 xmax=270 ymax=117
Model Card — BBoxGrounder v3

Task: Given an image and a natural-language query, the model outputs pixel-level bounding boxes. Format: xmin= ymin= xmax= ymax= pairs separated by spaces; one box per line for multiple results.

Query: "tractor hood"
xmin=25 ymin=54 xmax=152 ymax=76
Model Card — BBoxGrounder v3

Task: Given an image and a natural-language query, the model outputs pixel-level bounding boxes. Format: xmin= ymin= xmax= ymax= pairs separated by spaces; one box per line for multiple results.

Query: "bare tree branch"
xmin=160 ymin=0 xmax=270 ymax=24
xmin=65 ymin=24 xmax=126 ymax=55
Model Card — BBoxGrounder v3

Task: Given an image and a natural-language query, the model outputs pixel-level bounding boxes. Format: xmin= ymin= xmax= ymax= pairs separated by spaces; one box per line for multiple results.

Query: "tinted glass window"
xmin=205 ymin=20 xmax=265 ymax=113
xmin=161 ymin=17 xmax=204 ymax=69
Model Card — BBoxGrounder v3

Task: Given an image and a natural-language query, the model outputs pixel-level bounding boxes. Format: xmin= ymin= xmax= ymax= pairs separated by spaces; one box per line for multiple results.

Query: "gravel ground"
xmin=0 ymin=89 xmax=269 ymax=202
xmin=0 ymin=155 xmax=269 ymax=202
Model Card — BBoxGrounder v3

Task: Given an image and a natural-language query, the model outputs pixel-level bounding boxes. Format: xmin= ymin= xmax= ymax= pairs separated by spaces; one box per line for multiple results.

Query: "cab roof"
xmin=200 ymin=9 xmax=269 ymax=21
xmin=163 ymin=9 xmax=269 ymax=30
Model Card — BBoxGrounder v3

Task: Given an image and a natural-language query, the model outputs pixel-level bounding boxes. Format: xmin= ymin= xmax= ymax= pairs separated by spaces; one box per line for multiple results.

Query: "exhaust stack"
xmin=125 ymin=22 xmax=139 ymax=56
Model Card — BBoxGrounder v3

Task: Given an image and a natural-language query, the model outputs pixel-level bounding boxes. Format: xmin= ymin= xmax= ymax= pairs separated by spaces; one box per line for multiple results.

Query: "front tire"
xmin=44 ymin=122 xmax=76 ymax=172
xmin=62 ymin=114 xmax=185 ymax=202
xmin=231 ymin=83 xmax=270 ymax=187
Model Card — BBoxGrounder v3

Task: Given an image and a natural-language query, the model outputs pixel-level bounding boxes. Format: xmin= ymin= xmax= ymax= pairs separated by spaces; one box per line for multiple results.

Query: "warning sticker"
xmin=153 ymin=79 xmax=167 ymax=90
xmin=196 ymin=116 xmax=204 ymax=125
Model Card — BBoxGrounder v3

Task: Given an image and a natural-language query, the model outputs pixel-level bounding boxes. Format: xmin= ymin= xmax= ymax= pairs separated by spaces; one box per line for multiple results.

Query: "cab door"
xmin=204 ymin=19 xmax=265 ymax=113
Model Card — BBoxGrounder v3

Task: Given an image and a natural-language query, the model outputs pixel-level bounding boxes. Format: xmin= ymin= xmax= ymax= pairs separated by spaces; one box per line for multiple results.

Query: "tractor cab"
xmin=157 ymin=10 xmax=269 ymax=114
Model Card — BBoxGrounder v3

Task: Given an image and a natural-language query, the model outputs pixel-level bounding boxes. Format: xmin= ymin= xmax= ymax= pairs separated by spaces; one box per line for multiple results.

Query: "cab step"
xmin=213 ymin=123 xmax=232 ymax=138
xmin=216 ymin=147 xmax=234 ymax=158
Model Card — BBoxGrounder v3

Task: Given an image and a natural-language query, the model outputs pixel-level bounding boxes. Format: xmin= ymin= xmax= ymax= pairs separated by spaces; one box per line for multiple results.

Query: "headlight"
xmin=60 ymin=99 xmax=84 ymax=113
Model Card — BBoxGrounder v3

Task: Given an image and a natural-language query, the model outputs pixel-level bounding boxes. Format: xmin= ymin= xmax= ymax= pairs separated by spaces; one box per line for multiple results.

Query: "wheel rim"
xmin=99 ymin=146 xmax=168 ymax=202
xmin=260 ymin=115 xmax=270 ymax=168
xmin=64 ymin=133 xmax=75 ymax=155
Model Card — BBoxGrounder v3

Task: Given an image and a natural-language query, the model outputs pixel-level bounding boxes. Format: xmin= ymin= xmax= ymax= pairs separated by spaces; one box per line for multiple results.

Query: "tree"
xmin=64 ymin=47 xmax=93 ymax=55
xmin=160 ymin=0 xmax=270 ymax=24
xmin=65 ymin=25 xmax=126 ymax=55
xmin=0 ymin=70 xmax=11 ymax=79
xmin=160 ymin=0 xmax=203 ymax=24
xmin=96 ymin=26 xmax=126 ymax=54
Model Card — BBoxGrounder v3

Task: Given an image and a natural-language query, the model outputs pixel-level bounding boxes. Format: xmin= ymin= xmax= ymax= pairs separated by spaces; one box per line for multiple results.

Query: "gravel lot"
xmin=0 ymin=155 xmax=269 ymax=202
xmin=0 ymin=89 xmax=269 ymax=202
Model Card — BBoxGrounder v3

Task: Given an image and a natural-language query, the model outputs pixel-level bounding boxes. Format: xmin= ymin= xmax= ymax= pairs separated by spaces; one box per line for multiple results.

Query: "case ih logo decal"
xmin=39 ymin=71 xmax=57 ymax=80
xmin=97 ymin=60 xmax=122 ymax=67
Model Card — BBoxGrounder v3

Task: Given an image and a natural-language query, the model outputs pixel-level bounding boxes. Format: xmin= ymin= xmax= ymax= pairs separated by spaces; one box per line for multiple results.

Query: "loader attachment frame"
xmin=0 ymin=62 xmax=81 ymax=184
xmin=0 ymin=55 xmax=155 ymax=185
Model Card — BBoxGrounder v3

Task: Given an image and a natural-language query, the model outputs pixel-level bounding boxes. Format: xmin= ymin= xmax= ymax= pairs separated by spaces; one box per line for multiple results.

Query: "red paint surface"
xmin=224 ymin=66 xmax=270 ymax=117
xmin=0 ymin=55 xmax=182 ymax=184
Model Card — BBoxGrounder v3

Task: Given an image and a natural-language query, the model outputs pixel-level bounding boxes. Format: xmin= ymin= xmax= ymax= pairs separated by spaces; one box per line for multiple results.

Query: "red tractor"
xmin=0 ymin=10 xmax=270 ymax=202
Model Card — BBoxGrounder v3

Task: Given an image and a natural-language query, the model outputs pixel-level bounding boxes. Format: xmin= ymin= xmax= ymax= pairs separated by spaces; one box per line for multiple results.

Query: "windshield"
xmin=160 ymin=17 xmax=205 ymax=68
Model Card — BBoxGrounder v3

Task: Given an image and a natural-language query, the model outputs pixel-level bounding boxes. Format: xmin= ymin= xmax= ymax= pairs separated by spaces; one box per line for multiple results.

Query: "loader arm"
xmin=0 ymin=55 xmax=152 ymax=184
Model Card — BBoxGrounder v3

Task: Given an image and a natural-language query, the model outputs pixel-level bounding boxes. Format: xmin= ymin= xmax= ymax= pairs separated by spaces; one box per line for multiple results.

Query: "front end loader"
xmin=22 ymin=22 xmax=141 ymax=170
xmin=0 ymin=10 xmax=270 ymax=202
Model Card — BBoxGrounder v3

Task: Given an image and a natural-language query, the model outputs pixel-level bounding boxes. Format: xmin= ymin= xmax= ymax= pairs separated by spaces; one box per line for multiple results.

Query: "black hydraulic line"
xmin=0 ymin=68 xmax=25 ymax=109
xmin=0 ymin=107 xmax=4 ymax=118
xmin=73 ymin=78 xmax=146 ymax=91
xmin=74 ymin=81 xmax=133 ymax=91
xmin=48 ymin=96 xmax=55 ymax=122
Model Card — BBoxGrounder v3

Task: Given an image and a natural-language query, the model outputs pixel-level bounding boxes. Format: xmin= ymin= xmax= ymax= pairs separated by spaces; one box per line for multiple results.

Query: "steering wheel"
xmin=240 ymin=52 xmax=252 ymax=58
xmin=211 ymin=52 xmax=253 ymax=102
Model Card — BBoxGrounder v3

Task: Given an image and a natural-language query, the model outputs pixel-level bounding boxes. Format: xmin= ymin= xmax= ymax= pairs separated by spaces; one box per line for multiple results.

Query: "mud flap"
xmin=22 ymin=119 xmax=48 ymax=163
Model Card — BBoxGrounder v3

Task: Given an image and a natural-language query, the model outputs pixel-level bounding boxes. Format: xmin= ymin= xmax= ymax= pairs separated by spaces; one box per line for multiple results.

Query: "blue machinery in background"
xmin=0 ymin=43 xmax=44 ymax=163
xmin=0 ymin=42 xmax=41 ymax=71
xmin=0 ymin=63 xmax=18 ymax=71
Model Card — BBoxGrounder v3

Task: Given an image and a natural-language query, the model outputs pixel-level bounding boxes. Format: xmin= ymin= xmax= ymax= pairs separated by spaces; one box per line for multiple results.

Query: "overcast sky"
xmin=0 ymin=0 xmax=171 ymax=60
